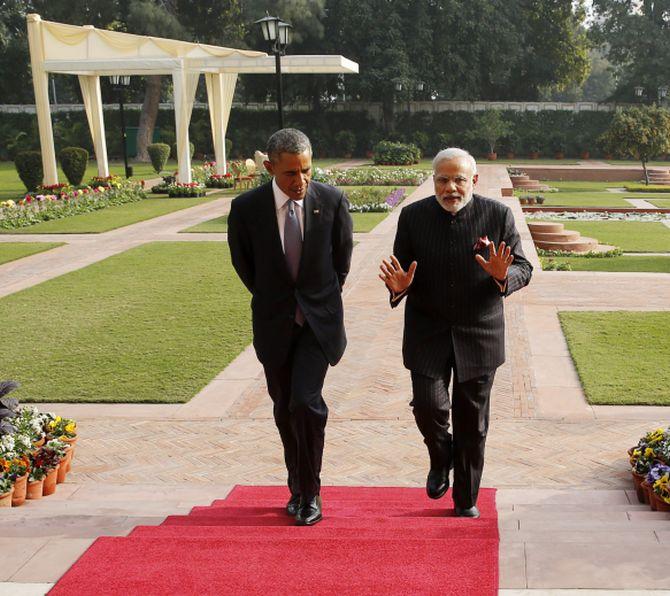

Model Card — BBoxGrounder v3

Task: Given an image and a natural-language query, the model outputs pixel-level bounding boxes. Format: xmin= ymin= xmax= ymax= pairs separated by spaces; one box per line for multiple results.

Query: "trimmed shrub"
xmin=14 ymin=151 xmax=43 ymax=191
xmin=147 ymin=143 xmax=171 ymax=174
xmin=171 ymin=142 xmax=195 ymax=160
xmin=334 ymin=130 xmax=356 ymax=156
xmin=373 ymin=141 xmax=421 ymax=165
xmin=58 ymin=147 xmax=89 ymax=185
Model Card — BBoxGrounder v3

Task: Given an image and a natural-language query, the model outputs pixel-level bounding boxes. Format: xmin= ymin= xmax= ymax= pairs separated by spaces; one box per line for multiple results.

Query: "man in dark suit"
xmin=379 ymin=148 xmax=532 ymax=518
xmin=227 ymin=128 xmax=353 ymax=526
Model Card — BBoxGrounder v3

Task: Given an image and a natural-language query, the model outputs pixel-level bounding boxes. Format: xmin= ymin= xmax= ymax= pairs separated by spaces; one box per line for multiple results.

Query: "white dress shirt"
xmin=273 ymin=178 xmax=304 ymax=252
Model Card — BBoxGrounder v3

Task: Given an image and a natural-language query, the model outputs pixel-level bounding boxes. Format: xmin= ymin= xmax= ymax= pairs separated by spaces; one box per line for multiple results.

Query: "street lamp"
xmin=108 ymin=74 xmax=132 ymax=178
xmin=255 ymin=12 xmax=293 ymax=129
xmin=658 ymin=85 xmax=668 ymax=105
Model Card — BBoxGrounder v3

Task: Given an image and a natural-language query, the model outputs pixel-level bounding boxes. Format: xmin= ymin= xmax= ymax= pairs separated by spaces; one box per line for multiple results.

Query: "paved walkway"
xmin=0 ymin=165 xmax=669 ymax=594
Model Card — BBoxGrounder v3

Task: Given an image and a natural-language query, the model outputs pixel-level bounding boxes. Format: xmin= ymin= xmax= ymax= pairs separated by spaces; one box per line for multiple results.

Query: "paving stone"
xmin=10 ymin=538 xmax=95 ymax=583
xmin=0 ymin=539 xmax=49 ymax=582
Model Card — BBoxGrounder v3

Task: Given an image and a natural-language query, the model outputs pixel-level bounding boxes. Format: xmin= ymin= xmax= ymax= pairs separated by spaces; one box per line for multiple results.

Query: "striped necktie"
xmin=284 ymin=200 xmax=304 ymax=325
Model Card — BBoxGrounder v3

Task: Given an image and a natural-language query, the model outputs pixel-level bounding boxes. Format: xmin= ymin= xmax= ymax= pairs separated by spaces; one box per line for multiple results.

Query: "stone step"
xmin=528 ymin=221 xmax=565 ymax=234
xmin=530 ymin=230 xmax=581 ymax=242
xmin=534 ymin=236 xmax=599 ymax=252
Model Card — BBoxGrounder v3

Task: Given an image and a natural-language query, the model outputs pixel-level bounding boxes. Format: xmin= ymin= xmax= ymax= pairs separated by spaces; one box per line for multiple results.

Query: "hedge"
xmin=147 ymin=143 xmax=171 ymax=174
xmin=14 ymin=151 xmax=43 ymax=191
xmin=58 ymin=147 xmax=89 ymax=186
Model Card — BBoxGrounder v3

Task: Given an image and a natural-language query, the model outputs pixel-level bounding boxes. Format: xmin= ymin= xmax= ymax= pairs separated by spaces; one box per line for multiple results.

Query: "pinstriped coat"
xmin=392 ymin=194 xmax=532 ymax=381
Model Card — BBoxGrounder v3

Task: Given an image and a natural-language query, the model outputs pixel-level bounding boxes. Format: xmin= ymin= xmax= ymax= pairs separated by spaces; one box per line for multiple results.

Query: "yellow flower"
xmin=644 ymin=447 xmax=655 ymax=458
xmin=65 ymin=423 xmax=76 ymax=434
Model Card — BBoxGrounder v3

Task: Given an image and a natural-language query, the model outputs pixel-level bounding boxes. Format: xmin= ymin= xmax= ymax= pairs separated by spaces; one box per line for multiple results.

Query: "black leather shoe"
xmin=286 ymin=494 xmax=301 ymax=516
xmin=455 ymin=505 xmax=480 ymax=518
xmin=426 ymin=467 xmax=450 ymax=499
xmin=295 ymin=495 xmax=322 ymax=526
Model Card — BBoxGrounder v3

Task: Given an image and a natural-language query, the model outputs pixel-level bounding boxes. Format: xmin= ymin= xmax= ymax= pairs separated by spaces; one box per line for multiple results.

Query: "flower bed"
xmin=0 ymin=177 xmax=146 ymax=230
xmin=347 ymin=187 xmax=406 ymax=213
xmin=628 ymin=426 xmax=670 ymax=510
xmin=314 ymin=167 xmax=429 ymax=187
xmin=0 ymin=380 xmax=78 ymax=507
xmin=167 ymin=182 xmax=206 ymax=198
xmin=525 ymin=211 xmax=670 ymax=222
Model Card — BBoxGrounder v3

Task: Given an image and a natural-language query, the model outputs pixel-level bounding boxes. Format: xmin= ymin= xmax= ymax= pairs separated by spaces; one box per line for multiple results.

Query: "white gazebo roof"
xmin=27 ymin=14 xmax=359 ymax=184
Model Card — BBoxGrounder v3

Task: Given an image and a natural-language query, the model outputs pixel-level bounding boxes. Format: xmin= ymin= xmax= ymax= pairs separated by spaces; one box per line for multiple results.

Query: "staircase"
xmin=528 ymin=221 xmax=598 ymax=252
xmin=509 ymin=173 xmax=550 ymax=191
xmin=647 ymin=168 xmax=670 ymax=185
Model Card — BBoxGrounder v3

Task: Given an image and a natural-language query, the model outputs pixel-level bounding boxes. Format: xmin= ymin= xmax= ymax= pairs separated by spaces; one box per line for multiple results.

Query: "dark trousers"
xmin=410 ymin=363 xmax=495 ymax=509
xmin=263 ymin=323 xmax=329 ymax=499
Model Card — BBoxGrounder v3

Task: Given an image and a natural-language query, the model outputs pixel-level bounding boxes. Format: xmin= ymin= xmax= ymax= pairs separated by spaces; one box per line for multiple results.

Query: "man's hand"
xmin=475 ymin=241 xmax=513 ymax=281
xmin=379 ymin=255 xmax=417 ymax=294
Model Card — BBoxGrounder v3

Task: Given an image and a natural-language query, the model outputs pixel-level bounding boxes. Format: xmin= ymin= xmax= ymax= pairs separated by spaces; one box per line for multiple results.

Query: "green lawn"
xmin=544 ymin=181 xmax=637 ymax=192
xmin=648 ymin=198 xmax=670 ymax=208
xmin=1 ymin=242 xmax=251 ymax=403
xmin=538 ymin=221 xmax=670 ymax=252
xmin=183 ymin=212 xmax=389 ymax=234
xmin=0 ymin=195 xmax=226 ymax=234
xmin=541 ymin=255 xmax=670 ymax=273
xmin=0 ymin=160 xmax=178 ymax=201
xmin=0 ymin=242 xmax=65 ymax=265
xmin=532 ymin=194 xmax=632 ymax=207
xmin=559 ymin=311 xmax=670 ymax=406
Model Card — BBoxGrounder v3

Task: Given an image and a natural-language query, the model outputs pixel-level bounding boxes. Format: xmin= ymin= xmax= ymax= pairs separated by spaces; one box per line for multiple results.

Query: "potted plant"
xmin=0 ymin=474 xmax=13 ymax=507
xmin=47 ymin=416 xmax=78 ymax=471
xmin=27 ymin=464 xmax=46 ymax=500
xmin=549 ymin=133 xmax=568 ymax=160
xmin=652 ymin=469 xmax=670 ymax=511
xmin=473 ymin=110 xmax=511 ymax=161
xmin=44 ymin=438 xmax=70 ymax=483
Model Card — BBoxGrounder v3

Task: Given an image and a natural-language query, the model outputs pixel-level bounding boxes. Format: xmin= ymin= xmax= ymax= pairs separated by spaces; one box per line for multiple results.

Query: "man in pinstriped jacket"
xmin=379 ymin=147 xmax=532 ymax=518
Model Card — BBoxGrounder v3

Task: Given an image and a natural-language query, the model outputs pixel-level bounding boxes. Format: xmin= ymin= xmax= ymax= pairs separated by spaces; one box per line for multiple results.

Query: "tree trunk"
xmin=135 ymin=75 xmax=162 ymax=162
xmin=382 ymin=99 xmax=395 ymax=134
xmin=642 ymin=159 xmax=649 ymax=185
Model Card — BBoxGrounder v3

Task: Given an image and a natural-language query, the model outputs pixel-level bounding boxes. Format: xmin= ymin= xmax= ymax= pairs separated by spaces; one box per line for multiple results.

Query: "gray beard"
xmin=437 ymin=193 xmax=472 ymax=214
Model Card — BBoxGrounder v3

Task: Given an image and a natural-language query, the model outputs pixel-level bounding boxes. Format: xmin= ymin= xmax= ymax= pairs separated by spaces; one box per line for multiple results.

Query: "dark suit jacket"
xmin=227 ymin=180 xmax=354 ymax=368
xmin=392 ymin=194 xmax=532 ymax=381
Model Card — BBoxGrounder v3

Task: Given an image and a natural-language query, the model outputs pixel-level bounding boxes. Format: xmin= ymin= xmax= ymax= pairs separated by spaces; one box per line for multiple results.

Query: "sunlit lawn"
xmin=2 ymin=242 xmax=251 ymax=403
xmin=541 ymin=255 xmax=670 ymax=273
xmin=560 ymin=311 xmax=670 ymax=405
xmin=0 ymin=242 xmax=65 ymax=265
xmin=0 ymin=194 xmax=228 ymax=234
xmin=648 ymin=198 xmax=670 ymax=208
xmin=538 ymin=220 xmax=670 ymax=252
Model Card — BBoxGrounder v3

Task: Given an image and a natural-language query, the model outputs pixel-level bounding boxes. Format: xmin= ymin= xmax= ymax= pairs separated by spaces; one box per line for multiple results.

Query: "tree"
xmin=600 ymin=106 xmax=670 ymax=184
xmin=473 ymin=110 xmax=512 ymax=156
xmin=591 ymin=0 xmax=670 ymax=101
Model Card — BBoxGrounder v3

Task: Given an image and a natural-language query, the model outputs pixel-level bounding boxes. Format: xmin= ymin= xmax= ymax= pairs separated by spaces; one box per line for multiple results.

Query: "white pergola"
xmin=27 ymin=14 xmax=359 ymax=184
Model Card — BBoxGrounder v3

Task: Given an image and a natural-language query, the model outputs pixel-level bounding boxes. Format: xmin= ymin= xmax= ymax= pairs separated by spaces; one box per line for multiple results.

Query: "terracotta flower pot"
xmin=43 ymin=468 xmax=58 ymax=496
xmin=0 ymin=489 xmax=13 ymax=508
xmin=62 ymin=444 xmax=75 ymax=473
xmin=33 ymin=436 xmax=45 ymax=449
xmin=487 ymin=152 xmax=497 ymax=161
xmin=641 ymin=480 xmax=654 ymax=508
xmin=653 ymin=492 xmax=670 ymax=512
xmin=27 ymin=478 xmax=44 ymax=500
xmin=57 ymin=458 xmax=68 ymax=484
xmin=631 ymin=470 xmax=646 ymax=503
xmin=12 ymin=474 xmax=27 ymax=507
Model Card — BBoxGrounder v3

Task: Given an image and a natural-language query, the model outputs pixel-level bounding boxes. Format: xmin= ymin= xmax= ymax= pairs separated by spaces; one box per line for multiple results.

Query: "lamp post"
xmin=634 ymin=85 xmax=669 ymax=106
xmin=658 ymin=85 xmax=668 ymax=106
xmin=255 ymin=13 xmax=293 ymax=130
xmin=109 ymin=74 xmax=132 ymax=178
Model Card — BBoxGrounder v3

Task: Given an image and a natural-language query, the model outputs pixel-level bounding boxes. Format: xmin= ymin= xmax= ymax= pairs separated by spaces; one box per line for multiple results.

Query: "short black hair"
xmin=266 ymin=128 xmax=312 ymax=161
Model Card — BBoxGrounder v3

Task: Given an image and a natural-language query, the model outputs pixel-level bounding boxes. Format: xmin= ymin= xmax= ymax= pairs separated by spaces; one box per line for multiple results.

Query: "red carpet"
xmin=49 ymin=486 xmax=499 ymax=595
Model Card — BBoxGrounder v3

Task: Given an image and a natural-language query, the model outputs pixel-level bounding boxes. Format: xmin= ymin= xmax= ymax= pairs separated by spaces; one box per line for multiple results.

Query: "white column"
xmin=172 ymin=67 xmax=200 ymax=183
xmin=205 ymin=73 xmax=238 ymax=175
xmin=78 ymin=75 xmax=109 ymax=177
xmin=26 ymin=14 xmax=58 ymax=185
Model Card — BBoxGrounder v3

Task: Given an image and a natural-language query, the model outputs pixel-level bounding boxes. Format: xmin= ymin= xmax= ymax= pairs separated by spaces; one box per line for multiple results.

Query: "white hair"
xmin=432 ymin=147 xmax=477 ymax=174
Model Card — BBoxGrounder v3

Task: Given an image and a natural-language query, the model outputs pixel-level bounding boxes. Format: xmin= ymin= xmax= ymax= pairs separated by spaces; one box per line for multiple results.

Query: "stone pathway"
xmin=0 ymin=165 xmax=668 ymax=594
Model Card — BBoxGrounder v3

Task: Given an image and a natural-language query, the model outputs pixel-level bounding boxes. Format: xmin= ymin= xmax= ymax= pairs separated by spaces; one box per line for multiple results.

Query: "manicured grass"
xmin=183 ymin=212 xmax=390 ymax=234
xmin=538 ymin=221 xmax=670 ymax=252
xmin=559 ymin=311 xmax=670 ymax=406
xmin=605 ymin=160 xmax=670 ymax=166
xmin=1 ymin=242 xmax=251 ymax=403
xmin=184 ymin=215 xmax=228 ymax=233
xmin=544 ymin=181 xmax=637 ymax=192
xmin=0 ymin=160 xmax=179 ymax=201
xmin=0 ymin=195 xmax=225 ymax=234
xmin=532 ymin=194 xmax=631 ymax=207
xmin=0 ymin=242 xmax=65 ymax=265
xmin=541 ymin=255 xmax=670 ymax=273
xmin=648 ymin=198 xmax=670 ymax=208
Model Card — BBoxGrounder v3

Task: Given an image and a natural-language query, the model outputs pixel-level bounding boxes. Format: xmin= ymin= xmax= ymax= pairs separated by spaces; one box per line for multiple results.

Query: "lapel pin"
xmin=313 ymin=209 xmax=320 ymax=214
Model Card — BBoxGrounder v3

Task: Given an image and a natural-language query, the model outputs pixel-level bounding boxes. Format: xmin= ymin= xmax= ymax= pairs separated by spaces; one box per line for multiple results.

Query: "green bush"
xmin=171 ymin=142 xmax=195 ymax=160
xmin=373 ymin=141 xmax=421 ymax=165
xmin=147 ymin=143 xmax=171 ymax=174
xmin=624 ymin=183 xmax=670 ymax=193
xmin=14 ymin=151 xmax=43 ymax=191
xmin=334 ymin=130 xmax=356 ymax=156
xmin=58 ymin=147 xmax=89 ymax=185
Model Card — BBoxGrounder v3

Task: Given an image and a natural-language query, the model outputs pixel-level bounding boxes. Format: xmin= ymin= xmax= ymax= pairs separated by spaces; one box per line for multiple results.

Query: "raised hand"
xmin=475 ymin=240 xmax=514 ymax=281
xmin=379 ymin=255 xmax=417 ymax=294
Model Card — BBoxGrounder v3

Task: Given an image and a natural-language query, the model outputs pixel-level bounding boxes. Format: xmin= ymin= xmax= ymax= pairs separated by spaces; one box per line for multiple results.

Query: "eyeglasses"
xmin=434 ymin=175 xmax=470 ymax=185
